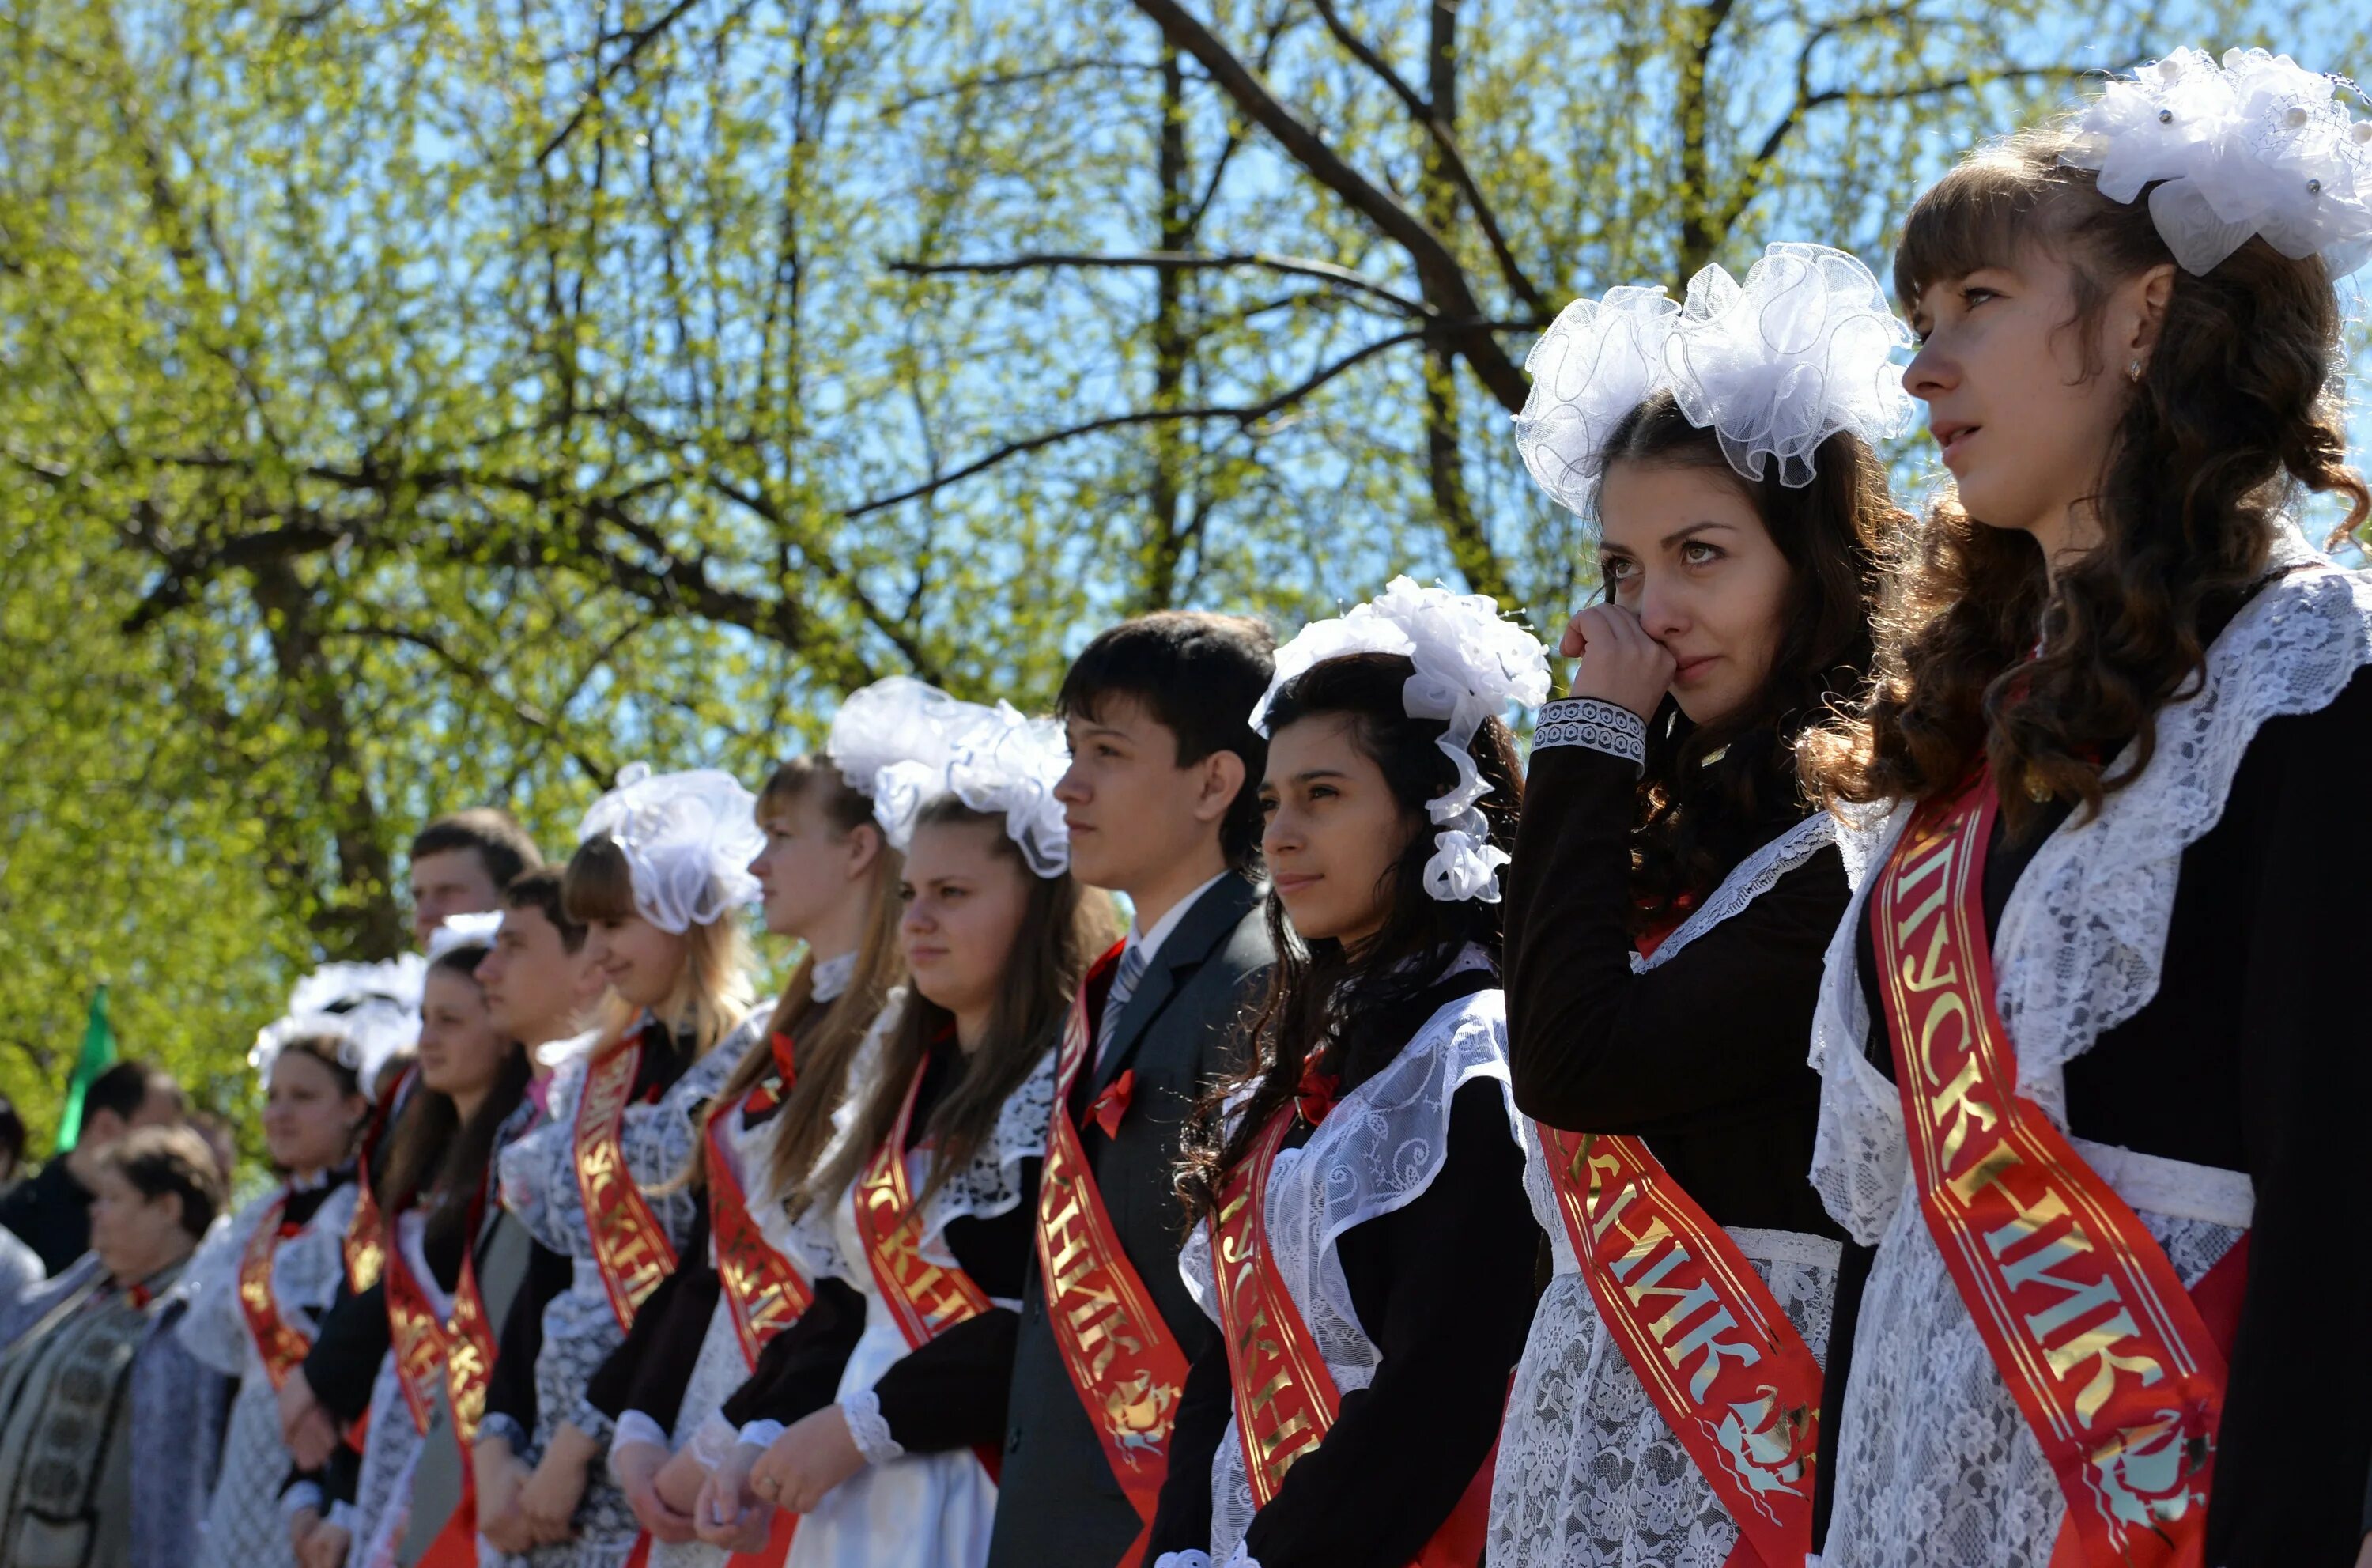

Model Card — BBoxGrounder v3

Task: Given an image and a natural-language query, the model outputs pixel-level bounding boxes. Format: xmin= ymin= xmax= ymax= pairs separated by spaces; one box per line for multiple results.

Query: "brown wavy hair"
xmin=1599 ymin=392 xmax=1894 ymax=929
xmin=1801 ymin=126 xmax=2370 ymax=829
xmin=794 ymin=796 xmax=1117 ymax=1211
xmin=1175 ymin=652 xmax=1524 ymax=1221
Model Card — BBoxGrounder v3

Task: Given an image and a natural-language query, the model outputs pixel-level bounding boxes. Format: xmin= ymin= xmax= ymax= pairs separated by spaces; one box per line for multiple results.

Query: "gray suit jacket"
xmin=986 ymin=871 xmax=1271 ymax=1568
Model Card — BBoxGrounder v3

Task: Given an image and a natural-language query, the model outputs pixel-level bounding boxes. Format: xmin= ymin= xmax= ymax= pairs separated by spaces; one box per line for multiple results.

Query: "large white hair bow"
xmin=1254 ymin=576 xmax=1550 ymax=903
xmin=250 ymin=953 xmax=428 ymax=1098
xmin=2064 ymin=47 xmax=2372 ymax=278
xmin=577 ymin=763 xmax=765 ymax=933
xmin=1514 ymin=243 xmax=1913 ymax=516
xmin=828 ymin=676 xmax=1072 ymax=878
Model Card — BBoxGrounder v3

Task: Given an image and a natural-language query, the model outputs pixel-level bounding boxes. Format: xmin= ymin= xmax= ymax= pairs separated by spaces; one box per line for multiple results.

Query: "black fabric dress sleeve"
xmin=587 ymin=1208 xmax=720 ymax=1428
xmin=1236 ymin=1079 xmax=1535 ymax=1568
xmin=1146 ymin=1317 xmax=1235 ymax=1556
xmin=719 ymin=1275 xmax=867 ymax=1428
xmin=483 ymin=1237 xmax=575 ymax=1436
xmin=2200 ymin=674 xmax=2372 ymax=1564
xmin=1505 ymin=740 xmax=1846 ymax=1136
xmin=867 ymin=1158 xmax=1040 ymax=1453
xmin=302 ymin=1279 xmax=391 ymax=1425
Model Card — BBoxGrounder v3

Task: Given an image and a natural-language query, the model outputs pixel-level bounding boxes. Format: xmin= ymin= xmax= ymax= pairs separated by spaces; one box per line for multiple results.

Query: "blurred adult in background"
xmin=0 ymin=1098 xmax=37 ymax=1313
xmin=0 ymin=1094 xmax=27 ymax=1192
xmin=0 ymin=1060 xmax=187 ymax=1275
xmin=0 ymin=1124 xmax=232 ymax=1568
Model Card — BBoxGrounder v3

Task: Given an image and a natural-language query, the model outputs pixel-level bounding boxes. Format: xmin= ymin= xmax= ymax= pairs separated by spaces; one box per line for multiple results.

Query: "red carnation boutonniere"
xmin=1088 ymin=1070 xmax=1135 ymax=1139
xmin=1295 ymin=1048 xmax=1342 ymax=1127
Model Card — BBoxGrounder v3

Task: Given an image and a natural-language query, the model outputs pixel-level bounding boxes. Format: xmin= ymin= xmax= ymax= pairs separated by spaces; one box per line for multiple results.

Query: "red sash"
xmin=1037 ymin=943 xmax=1192 ymax=1568
xmin=848 ymin=1055 xmax=1003 ymax=1480
xmin=344 ymin=1067 xmax=413 ymax=1294
xmin=414 ymin=1242 xmax=503 ymax=1568
xmin=380 ymin=1222 xmax=451 ymax=1438
xmin=1208 ymin=1105 xmax=1492 ymax=1567
xmin=708 ymin=1081 xmax=814 ymax=1568
xmin=574 ymin=1035 xmax=679 ymax=1329
xmin=237 ymin=1194 xmax=315 ymax=1391
xmin=1537 ymin=1125 xmax=1821 ymax=1567
xmin=1872 ymin=775 xmax=2235 ymax=1567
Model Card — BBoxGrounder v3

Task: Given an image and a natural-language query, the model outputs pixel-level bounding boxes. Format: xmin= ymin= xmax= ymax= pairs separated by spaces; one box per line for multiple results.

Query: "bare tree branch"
xmin=888 ymin=249 xmax=1430 ymax=317
xmin=538 ymin=0 xmax=710 ymax=164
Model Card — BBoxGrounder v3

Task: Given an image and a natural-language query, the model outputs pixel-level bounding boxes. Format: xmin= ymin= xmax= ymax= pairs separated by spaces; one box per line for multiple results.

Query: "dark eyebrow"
xmin=1659 ymin=520 xmax=1740 ymax=550
xmin=1290 ymin=769 xmax=1349 ymax=785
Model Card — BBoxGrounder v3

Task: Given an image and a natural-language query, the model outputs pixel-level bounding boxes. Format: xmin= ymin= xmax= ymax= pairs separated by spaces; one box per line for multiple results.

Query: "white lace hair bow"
xmin=2064 ymin=47 xmax=2372 ymax=278
xmin=425 ymin=910 xmax=504 ymax=964
xmin=576 ymin=762 xmax=765 ymax=933
xmin=827 ymin=675 xmax=1073 ymax=878
xmin=1514 ymin=243 xmax=1913 ymax=516
xmin=249 ymin=953 xmax=427 ymax=1096
xmin=1252 ymin=576 xmax=1550 ymax=903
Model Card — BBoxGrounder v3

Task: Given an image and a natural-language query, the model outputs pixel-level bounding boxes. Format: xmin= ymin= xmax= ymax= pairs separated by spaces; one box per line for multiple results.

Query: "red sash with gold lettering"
xmin=708 ymin=1080 xmax=813 ymax=1568
xmin=1873 ymin=774 xmax=2234 ymax=1567
xmin=1208 ymin=1105 xmax=1491 ymax=1568
xmin=380 ymin=1221 xmax=451 ymax=1438
xmin=343 ymin=1067 xmax=412 ymax=1294
xmin=849 ymin=1056 xmax=1003 ymax=1480
xmin=573 ymin=1035 xmax=679 ymax=1330
xmin=1037 ymin=944 xmax=1192 ymax=1568
xmin=1537 ymin=1125 xmax=1821 ymax=1567
xmin=414 ymin=1240 xmax=503 ymax=1568
xmin=237 ymin=1194 xmax=315 ymax=1392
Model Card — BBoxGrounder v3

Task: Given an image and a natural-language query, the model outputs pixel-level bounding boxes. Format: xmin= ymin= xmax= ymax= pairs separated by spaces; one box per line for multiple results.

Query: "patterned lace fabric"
xmin=1632 ymin=811 xmax=1836 ymax=977
xmin=1490 ymin=1114 xmax=1840 ymax=1567
xmin=1176 ymin=986 xmax=1516 ymax=1564
xmin=769 ymin=988 xmax=1058 ymax=1287
xmin=1804 ymin=540 xmax=2365 ymax=1565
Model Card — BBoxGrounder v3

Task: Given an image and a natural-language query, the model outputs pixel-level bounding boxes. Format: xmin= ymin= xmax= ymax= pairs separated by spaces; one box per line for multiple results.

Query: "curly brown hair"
xmin=1800 ymin=126 xmax=2370 ymax=830
xmin=1600 ymin=392 xmax=1895 ymax=931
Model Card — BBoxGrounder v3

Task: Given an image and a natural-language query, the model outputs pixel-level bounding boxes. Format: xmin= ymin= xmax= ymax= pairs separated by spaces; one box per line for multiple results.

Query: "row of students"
xmin=179 ymin=41 xmax=2371 ymax=1568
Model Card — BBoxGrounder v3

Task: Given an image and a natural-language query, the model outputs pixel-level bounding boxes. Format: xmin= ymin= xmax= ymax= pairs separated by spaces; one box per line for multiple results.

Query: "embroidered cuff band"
xmin=1534 ymin=696 xmax=1647 ymax=769
xmin=840 ymin=1388 xmax=905 ymax=1466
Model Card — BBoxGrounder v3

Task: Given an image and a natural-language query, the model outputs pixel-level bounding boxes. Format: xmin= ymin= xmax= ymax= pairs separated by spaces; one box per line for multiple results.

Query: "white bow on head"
xmin=827 ymin=676 xmax=1073 ymax=878
xmin=576 ymin=763 xmax=765 ymax=933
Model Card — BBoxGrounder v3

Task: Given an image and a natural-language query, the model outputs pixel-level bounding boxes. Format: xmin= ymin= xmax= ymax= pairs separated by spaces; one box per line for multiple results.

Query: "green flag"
xmin=55 ymin=985 xmax=116 ymax=1154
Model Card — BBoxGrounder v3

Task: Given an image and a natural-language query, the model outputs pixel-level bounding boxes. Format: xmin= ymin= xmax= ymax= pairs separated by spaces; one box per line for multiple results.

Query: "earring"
xmin=2128 ymin=357 xmax=2144 ymax=382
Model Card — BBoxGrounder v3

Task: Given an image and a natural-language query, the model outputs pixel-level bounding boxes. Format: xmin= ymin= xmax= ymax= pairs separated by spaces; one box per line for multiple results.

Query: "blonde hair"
xmin=565 ymin=834 xmax=757 ymax=1060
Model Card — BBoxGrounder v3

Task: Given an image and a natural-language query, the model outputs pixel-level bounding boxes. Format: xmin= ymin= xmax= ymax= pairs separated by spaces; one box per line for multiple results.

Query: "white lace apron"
xmin=1807 ymin=549 xmax=2372 ymax=1566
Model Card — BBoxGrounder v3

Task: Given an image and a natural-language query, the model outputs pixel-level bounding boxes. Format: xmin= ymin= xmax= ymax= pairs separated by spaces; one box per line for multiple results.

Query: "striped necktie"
xmin=1097 ymin=942 xmax=1148 ymax=1069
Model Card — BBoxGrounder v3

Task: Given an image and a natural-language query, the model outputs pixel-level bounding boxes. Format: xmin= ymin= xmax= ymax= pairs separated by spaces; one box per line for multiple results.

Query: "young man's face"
xmin=478 ymin=904 xmax=603 ymax=1044
xmin=410 ymin=848 xmax=504 ymax=949
xmin=1054 ymin=693 xmax=1241 ymax=899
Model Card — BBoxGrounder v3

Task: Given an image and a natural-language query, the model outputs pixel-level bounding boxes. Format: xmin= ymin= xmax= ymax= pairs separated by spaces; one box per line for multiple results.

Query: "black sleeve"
xmin=862 ymin=1158 xmax=1039 ymax=1453
xmin=719 ymin=1275 xmax=867 ymax=1428
xmin=1239 ymin=1079 xmax=1536 ymax=1567
xmin=2204 ymin=672 xmax=2372 ymax=1564
xmin=1146 ymin=1317 xmax=1233 ymax=1555
xmin=301 ymin=1279 xmax=390 ymax=1426
xmin=484 ymin=1238 xmax=575 ymax=1436
xmin=1505 ymin=739 xmax=1848 ymax=1134
xmin=587 ymin=1226 xmax=720 ymax=1427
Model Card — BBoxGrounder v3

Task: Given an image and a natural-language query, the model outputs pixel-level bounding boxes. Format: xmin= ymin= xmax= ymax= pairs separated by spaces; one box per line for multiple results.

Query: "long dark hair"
xmin=1175 ymin=652 xmax=1524 ymax=1220
xmin=380 ymin=943 xmax=532 ymax=1256
xmin=796 ymin=796 xmax=1117 ymax=1211
xmin=1599 ymin=391 xmax=1894 ymax=928
xmin=1801 ymin=125 xmax=2370 ymax=830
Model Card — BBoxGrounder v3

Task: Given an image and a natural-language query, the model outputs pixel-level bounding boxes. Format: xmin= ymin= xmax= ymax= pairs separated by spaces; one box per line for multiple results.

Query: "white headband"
xmin=1515 ymin=242 xmax=1913 ymax=517
xmin=576 ymin=763 xmax=765 ymax=934
xmin=827 ymin=676 xmax=1072 ymax=878
xmin=1253 ymin=576 xmax=1550 ymax=903
xmin=2062 ymin=47 xmax=2372 ymax=278
xmin=250 ymin=954 xmax=427 ymax=1098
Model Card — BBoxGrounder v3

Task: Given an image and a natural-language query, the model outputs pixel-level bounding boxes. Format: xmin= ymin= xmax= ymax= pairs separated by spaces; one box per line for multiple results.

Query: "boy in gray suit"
xmin=987 ymin=612 xmax=1276 ymax=1568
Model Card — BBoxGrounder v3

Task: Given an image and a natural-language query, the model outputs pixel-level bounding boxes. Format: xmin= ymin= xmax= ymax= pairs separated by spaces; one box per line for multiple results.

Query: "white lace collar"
xmin=1809 ymin=543 xmax=2372 ymax=1244
xmin=1633 ymin=810 xmax=1836 ymax=974
xmin=811 ymin=950 xmax=858 ymax=1003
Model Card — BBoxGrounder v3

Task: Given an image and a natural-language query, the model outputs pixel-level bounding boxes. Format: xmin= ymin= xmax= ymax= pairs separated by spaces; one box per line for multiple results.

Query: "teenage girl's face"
xmin=1904 ymin=243 xmax=2170 ymax=554
xmin=898 ymin=818 xmax=1031 ymax=1023
xmin=749 ymin=791 xmax=879 ymax=941
xmin=1596 ymin=462 xmax=1793 ymax=727
xmin=1260 ymin=712 xmax=1412 ymax=950
xmin=415 ymin=968 xmax=510 ymax=1100
xmin=262 ymin=1051 xmax=365 ymax=1177
xmin=581 ymin=911 xmax=689 ymax=1009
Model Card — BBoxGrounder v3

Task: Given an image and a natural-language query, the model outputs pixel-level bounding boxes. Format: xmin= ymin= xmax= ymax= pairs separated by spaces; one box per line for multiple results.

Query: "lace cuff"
xmin=1151 ymin=1548 xmax=1260 ymax=1568
xmin=736 ymin=1419 xmax=786 ymax=1451
xmin=474 ymin=1412 xmax=527 ymax=1454
xmin=610 ymin=1409 xmax=670 ymax=1458
xmin=1534 ymin=696 xmax=1645 ymax=769
xmin=278 ymin=1481 xmax=323 ymax=1520
xmin=840 ymin=1388 xmax=904 ymax=1466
